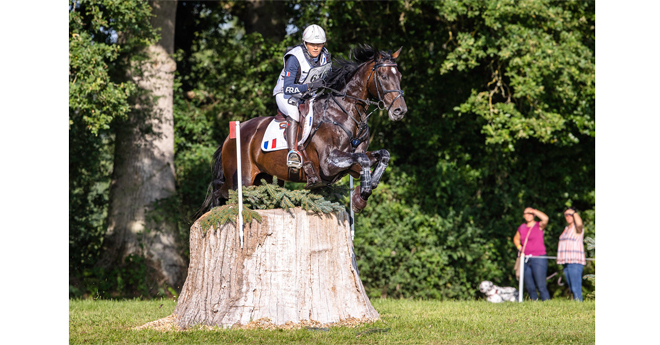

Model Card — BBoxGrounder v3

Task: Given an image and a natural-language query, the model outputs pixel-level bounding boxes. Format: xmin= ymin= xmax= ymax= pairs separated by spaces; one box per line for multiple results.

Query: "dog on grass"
xmin=479 ymin=281 xmax=519 ymax=303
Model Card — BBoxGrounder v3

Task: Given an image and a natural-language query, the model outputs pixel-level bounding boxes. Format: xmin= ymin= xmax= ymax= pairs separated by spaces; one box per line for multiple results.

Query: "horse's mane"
xmin=325 ymin=44 xmax=393 ymax=91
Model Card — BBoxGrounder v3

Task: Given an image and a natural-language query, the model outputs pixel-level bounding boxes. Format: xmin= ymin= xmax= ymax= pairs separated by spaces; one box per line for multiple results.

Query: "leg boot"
xmin=286 ymin=118 xmax=302 ymax=169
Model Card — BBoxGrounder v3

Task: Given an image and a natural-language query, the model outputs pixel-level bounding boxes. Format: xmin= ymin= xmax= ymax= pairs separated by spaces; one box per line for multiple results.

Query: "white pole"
xmin=350 ymin=176 xmax=354 ymax=241
xmin=518 ymin=255 xmax=525 ymax=302
xmin=235 ymin=121 xmax=244 ymax=249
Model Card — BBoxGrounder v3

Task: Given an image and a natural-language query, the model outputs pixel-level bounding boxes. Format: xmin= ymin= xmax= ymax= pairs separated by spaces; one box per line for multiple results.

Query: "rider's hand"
xmin=307 ymin=78 xmax=325 ymax=90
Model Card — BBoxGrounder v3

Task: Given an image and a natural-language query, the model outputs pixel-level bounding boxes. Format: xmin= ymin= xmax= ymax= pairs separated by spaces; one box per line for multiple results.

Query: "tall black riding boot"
xmin=286 ymin=118 xmax=302 ymax=169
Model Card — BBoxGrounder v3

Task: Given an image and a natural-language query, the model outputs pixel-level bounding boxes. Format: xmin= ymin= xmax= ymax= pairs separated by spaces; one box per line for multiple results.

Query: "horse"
xmin=196 ymin=44 xmax=407 ymax=218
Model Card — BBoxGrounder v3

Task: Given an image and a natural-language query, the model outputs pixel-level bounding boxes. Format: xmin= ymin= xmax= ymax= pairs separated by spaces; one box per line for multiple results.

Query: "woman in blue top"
xmin=272 ymin=24 xmax=331 ymax=168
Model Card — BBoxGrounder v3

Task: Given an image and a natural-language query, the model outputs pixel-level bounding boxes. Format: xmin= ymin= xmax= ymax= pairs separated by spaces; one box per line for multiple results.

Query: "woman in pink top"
xmin=557 ymin=207 xmax=585 ymax=301
xmin=513 ymin=207 xmax=550 ymax=301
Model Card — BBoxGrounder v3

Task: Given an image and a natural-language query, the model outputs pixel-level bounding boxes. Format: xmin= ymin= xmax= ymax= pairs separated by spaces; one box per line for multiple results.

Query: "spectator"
xmin=513 ymin=207 xmax=550 ymax=301
xmin=557 ymin=207 xmax=586 ymax=301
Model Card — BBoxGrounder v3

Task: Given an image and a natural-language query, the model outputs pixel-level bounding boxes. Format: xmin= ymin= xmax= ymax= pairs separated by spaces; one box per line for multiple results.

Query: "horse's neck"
xmin=345 ymin=63 xmax=372 ymax=104
xmin=332 ymin=64 xmax=371 ymax=124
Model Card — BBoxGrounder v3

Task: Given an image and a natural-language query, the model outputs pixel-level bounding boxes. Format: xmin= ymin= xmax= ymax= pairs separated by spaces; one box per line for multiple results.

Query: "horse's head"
xmin=367 ymin=47 xmax=407 ymax=121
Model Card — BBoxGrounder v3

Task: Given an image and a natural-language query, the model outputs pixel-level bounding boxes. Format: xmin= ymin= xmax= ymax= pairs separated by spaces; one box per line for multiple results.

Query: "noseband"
xmin=366 ymin=61 xmax=405 ymax=113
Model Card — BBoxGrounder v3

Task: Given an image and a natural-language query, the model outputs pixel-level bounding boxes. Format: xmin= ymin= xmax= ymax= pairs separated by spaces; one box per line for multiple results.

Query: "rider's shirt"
xmin=273 ymin=44 xmax=331 ymax=99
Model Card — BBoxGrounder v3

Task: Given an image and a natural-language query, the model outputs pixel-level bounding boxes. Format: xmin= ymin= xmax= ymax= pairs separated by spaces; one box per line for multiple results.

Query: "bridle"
xmin=303 ymin=58 xmax=405 ymax=152
xmin=366 ymin=60 xmax=405 ymax=113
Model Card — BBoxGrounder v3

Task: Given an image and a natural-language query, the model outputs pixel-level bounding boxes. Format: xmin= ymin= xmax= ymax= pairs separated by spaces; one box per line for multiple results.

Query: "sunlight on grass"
xmin=70 ymin=298 xmax=594 ymax=344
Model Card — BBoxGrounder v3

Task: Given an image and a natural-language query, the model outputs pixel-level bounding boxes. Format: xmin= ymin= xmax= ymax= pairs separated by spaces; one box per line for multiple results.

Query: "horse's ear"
xmin=392 ymin=46 xmax=403 ymax=59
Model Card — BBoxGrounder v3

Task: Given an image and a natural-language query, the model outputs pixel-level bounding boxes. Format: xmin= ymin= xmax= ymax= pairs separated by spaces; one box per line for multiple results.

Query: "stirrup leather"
xmin=287 ymin=150 xmax=303 ymax=169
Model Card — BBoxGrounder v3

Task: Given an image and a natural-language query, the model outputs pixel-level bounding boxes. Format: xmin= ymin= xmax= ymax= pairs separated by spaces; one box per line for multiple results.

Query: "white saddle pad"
xmin=261 ymin=99 xmax=315 ymax=152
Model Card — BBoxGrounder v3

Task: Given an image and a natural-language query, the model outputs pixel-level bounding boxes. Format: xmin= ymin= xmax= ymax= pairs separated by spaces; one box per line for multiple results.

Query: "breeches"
xmin=275 ymin=93 xmax=300 ymax=122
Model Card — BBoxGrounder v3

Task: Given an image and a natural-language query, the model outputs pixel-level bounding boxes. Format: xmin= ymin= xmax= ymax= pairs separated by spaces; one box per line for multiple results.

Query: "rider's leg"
xmin=286 ymin=116 xmax=301 ymax=167
xmin=275 ymin=93 xmax=302 ymax=168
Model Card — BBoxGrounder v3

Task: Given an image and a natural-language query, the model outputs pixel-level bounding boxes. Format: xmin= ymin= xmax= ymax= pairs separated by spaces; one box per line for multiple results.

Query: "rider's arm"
xmin=283 ymin=56 xmax=308 ymax=96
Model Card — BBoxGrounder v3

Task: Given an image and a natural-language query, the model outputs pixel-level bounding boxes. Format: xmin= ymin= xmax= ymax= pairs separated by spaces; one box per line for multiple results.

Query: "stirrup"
xmin=287 ymin=150 xmax=303 ymax=169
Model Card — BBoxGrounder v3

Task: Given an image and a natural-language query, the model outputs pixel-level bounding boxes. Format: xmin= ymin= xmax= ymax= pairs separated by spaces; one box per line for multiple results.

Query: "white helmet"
xmin=302 ymin=24 xmax=326 ymax=44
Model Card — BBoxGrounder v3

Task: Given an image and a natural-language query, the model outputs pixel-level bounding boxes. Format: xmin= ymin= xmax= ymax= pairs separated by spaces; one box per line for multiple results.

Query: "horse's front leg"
xmin=346 ymin=149 xmax=390 ymax=189
xmin=323 ymin=150 xmax=374 ymax=201
xmin=365 ymin=149 xmax=390 ymax=190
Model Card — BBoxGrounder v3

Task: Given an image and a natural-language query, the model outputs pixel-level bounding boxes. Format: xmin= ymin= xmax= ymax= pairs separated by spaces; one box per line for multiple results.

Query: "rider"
xmin=272 ymin=24 xmax=331 ymax=168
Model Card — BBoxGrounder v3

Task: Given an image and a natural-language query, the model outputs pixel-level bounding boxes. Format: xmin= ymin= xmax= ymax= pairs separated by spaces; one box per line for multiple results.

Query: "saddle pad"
xmin=261 ymin=99 xmax=315 ymax=152
xmin=261 ymin=118 xmax=289 ymax=152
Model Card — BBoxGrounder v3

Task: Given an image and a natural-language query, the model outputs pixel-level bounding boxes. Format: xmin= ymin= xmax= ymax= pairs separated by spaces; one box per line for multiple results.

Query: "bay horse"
xmin=196 ymin=44 xmax=407 ymax=218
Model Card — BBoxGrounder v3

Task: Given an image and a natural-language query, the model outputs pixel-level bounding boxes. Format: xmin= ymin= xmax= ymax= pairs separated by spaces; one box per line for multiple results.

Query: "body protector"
xmin=272 ymin=44 xmax=331 ymax=99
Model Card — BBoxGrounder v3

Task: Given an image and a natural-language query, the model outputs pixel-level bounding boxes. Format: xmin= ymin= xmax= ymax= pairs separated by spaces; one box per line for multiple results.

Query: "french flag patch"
xmin=263 ymin=138 xmax=277 ymax=150
xmin=286 ymin=71 xmax=290 ymax=77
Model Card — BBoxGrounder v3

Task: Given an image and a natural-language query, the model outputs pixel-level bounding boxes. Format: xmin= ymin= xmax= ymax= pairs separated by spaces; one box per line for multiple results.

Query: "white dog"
xmin=479 ymin=281 xmax=519 ymax=303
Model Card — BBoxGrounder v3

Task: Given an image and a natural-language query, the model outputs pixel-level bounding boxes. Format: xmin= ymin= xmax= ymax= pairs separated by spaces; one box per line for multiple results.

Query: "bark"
xmin=101 ymin=0 xmax=186 ymax=290
xmin=173 ymin=208 xmax=379 ymax=329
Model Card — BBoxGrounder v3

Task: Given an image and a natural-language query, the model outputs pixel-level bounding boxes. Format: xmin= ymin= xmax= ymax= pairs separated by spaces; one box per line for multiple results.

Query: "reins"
xmin=302 ymin=59 xmax=404 ymax=153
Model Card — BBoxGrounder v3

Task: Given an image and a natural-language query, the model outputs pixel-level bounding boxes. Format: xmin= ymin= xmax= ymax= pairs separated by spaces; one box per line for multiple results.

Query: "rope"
xmin=524 ymin=255 xmax=595 ymax=261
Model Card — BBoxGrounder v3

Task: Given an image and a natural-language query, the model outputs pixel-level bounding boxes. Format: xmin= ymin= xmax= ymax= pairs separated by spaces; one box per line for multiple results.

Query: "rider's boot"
xmin=286 ymin=117 xmax=303 ymax=169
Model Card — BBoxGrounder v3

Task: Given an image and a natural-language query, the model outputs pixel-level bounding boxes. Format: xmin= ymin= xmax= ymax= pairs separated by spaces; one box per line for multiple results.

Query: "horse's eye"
xmin=380 ymin=74 xmax=387 ymax=80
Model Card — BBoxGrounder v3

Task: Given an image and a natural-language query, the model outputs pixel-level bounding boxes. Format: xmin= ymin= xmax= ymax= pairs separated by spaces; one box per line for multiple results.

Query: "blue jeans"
xmin=563 ymin=264 xmax=584 ymax=301
xmin=524 ymin=257 xmax=550 ymax=301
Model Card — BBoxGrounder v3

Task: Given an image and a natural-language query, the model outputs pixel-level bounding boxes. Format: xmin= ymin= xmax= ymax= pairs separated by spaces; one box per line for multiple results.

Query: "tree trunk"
xmin=102 ymin=0 xmax=186 ymax=291
xmin=172 ymin=208 xmax=379 ymax=329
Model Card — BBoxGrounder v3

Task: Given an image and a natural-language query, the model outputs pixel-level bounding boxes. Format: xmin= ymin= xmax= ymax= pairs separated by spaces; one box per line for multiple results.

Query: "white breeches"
xmin=275 ymin=93 xmax=300 ymax=122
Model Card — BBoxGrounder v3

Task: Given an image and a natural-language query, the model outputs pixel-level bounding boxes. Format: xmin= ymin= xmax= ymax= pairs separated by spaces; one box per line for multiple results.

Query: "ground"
xmin=69 ymin=298 xmax=595 ymax=344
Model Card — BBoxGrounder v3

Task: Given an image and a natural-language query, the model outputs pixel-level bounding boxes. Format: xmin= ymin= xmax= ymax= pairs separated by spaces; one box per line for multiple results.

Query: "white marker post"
xmin=229 ymin=121 xmax=244 ymax=248
xmin=350 ymin=176 xmax=355 ymax=240
xmin=518 ymin=255 xmax=525 ymax=302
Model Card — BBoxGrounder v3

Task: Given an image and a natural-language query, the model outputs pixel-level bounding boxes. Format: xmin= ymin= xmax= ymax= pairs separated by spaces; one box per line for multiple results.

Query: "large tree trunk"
xmin=170 ymin=208 xmax=379 ymax=329
xmin=102 ymin=0 xmax=186 ymax=291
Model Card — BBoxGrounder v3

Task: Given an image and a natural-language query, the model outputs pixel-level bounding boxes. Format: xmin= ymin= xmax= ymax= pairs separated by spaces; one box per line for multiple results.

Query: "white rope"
xmin=524 ymin=255 xmax=595 ymax=262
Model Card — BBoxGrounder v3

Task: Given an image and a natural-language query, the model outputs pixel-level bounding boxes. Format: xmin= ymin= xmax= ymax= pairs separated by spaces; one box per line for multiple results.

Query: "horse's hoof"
xmin=351 ymin=186 xmax=368 ymax=213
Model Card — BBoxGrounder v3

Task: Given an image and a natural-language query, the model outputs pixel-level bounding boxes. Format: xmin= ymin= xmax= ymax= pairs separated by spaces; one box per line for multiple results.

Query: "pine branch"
xmin=199 ymin=179 xmax=347 ymax=234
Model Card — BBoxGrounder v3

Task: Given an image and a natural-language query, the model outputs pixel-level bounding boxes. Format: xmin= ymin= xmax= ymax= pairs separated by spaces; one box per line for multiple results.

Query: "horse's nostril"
xmin=393 ymin=108 xmax=402 ymax=115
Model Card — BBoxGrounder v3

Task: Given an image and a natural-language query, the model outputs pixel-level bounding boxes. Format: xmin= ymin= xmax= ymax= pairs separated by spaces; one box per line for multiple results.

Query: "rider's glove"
xmin=307 ymin=78 xmax=325 ymax=91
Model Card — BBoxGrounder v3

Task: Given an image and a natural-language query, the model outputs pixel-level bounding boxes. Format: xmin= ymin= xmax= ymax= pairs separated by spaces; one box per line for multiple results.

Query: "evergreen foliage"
xmin=583 ymin=236 xmax=595 ymax=298
xmin=199 ymin=179 xmax=347 ymax=234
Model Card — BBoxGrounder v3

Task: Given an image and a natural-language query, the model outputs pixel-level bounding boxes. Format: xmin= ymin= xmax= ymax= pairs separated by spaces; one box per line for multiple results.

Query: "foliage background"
xmin=69 ymin=0 xmax=595 ymax=300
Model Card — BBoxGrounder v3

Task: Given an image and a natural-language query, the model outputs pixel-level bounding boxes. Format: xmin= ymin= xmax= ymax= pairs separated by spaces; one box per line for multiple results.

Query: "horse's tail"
xmin=193 ymin=145 xmax=225 ymax=221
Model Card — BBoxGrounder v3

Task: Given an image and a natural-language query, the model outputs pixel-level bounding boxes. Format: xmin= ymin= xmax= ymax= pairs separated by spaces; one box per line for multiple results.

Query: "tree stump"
xmin=172 ymin=207 xmax=379 ymax=329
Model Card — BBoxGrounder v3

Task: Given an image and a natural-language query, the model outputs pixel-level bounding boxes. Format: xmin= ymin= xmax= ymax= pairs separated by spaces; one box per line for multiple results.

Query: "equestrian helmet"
xmin=302 ymin=24 xmax=326 ymax=44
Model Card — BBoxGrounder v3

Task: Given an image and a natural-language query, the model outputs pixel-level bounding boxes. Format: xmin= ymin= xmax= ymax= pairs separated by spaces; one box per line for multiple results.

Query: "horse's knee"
xmin=380 ymin=149 xmax=391 ymax=164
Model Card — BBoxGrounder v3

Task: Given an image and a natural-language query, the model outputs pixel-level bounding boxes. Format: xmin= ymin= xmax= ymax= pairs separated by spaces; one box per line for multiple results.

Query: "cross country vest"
xmin=272 ymin=45 xmax=330 ymax=97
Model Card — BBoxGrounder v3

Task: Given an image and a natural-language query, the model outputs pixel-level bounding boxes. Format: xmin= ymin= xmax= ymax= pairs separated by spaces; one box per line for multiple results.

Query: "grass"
xmin=70 ymin=298 xmax=594 ymax=344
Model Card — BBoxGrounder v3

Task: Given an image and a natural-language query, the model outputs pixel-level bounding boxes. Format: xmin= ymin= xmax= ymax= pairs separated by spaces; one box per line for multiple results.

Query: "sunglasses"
xmin=523 ymin=213 xmax=534 ymax=215
xmin=564 ymin=213 xmax=574 ymax=217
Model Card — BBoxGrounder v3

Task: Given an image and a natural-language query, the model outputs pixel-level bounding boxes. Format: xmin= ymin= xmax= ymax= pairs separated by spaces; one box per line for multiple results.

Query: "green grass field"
xmin=70 ymin=298 xmax=594 ymax=344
